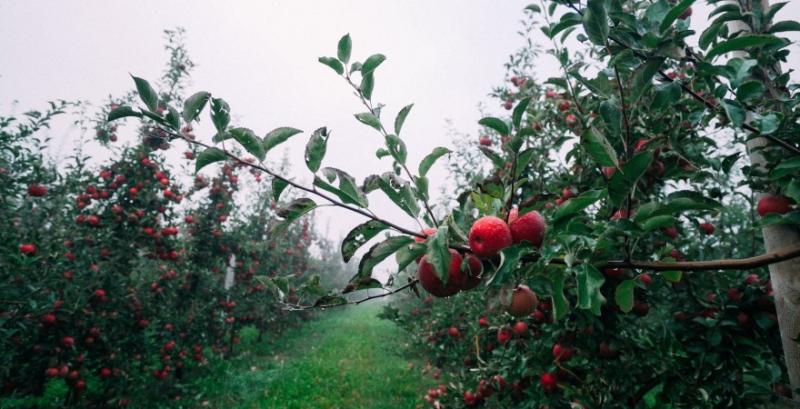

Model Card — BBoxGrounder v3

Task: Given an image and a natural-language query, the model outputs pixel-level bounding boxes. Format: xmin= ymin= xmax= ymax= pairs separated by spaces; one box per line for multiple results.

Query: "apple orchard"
xmin=4 ymin=0 xmax=800 ymax=408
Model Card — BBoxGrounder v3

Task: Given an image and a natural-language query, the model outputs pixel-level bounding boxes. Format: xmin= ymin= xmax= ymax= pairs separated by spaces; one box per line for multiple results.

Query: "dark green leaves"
xmin=394 ymin=104 xmax=413 ymax=135
xmin=210 ymin=98 xmax=230 ymax=133
xmin=659 ymin=0 xmax=695 ymax=33
xmin=769 ymin=21 xmax=800 ymax=33
xmin=512 ymin=97 xmax=531 ymax=129
xmin=552 ymin=190 xmax=605 ymax=223
xmin=272 ymin=198 xmax=317 ymax=237
xmin=355 ymin=112 xmax=382 ymax=131
xmin=131 ymin=75 xmax=158 ymax=112
xmin=615 ymin=279 xmax=635 ymax=313
xmin=486 ymin=244 xmax=531 ymax=288
xmin=418 ymin=147 xmax=450 ymax=177
xmin=315 ymin=168 xmax=368 ymax=207
xmin=319 ymin=56 xmax=344 ymax=75
xmin=195 ymin=147 xmax=227 ymax=172
xmin=630 ymin=58 xmax=665 ymax=105
xmin=576 ymin=264 xmax=605 ymax=315
xmin=337 ymin=34 xmax=352 ymax=63
xmin=651 ymin=82 xmax=682 ymax=110
xmin=706 ymin=34 xmax=785 ymax=61
xmin=264 ymin=127 xmax=303 ymax=153
xmin=581 ymin=127 xmax=619 ymax=167
xmin=582 ymin=0 xmax=609 ymax=46
xmin=272 ymin=178 xmax=289 ymax=202
xmin=478 ymin=117 xmax=510 ymax=136
xmin=608 ymin=151 xmax=653 ymax=207
xmin=357 ymin=236 xmax=414 ymax=284
xmin=305 ymin=127 xmax=330 ymax=173
xmin=182 ymin=91 xmax=211 ymax=122
xmin=341 ymin=220 xmax=389 ymax=263
xmin=229 ymin=127 xmax=265 ymax=161
xmin=107 ymin=106 xmax=142 ymax=122
xmin=361 ymin=54 xmax=386 ymax=76
xmin=425 ymin=226 xmax=451 ymax=284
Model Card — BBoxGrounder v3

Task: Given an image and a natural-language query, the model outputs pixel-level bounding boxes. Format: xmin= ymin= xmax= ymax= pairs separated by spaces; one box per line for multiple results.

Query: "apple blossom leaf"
xmin=735 ymin=80 xmax=765 ymax=102
xmin=514 ymin=148 xmax=536 ymax=178
xmin=271 ymin=198 xmax=316 ymax=237
xmin=419 ymin=147 xmax=451 ymax=177
xmin=210 ymin=97 xmax=230 ymax=133
xmin=337 ymin=33 xmax=352 ymax=63
xmin=318 ymin=56 xmax=344 ymax=75
xmin=630 ymin=58 xmax=664 ymax=105
xmin=107 ymin=106 xmax=142 ymax=122
xmin=182 ymin=91 xmax=211 ymax=122
xmin=195 ymin=147 xmax=227 ymax=173
xmin=305 ymin=127 xmax=330 ymax=173
xmin=640 ymin=215 xmax=675 ymax=231
xmin=355 ymin=112 xmax=382 ymax=131
xmin=512 ymin=97 xmax=531 ymax=130
xmin=659 ymin=0 xmax=695 ymax=33
xmin=576 ymin=264 xmax=605 ymax=315
xmin=550 ymin=270 xmax=570 ymax=320
xmin=478 ymin=117 xmax=510 ymax=136
xmin=479 ymin=147 xmax=505 ymax=168
xmin=377 ymin=173 xmax=419 ymax=219
xmin=341 ymin=220 xmax=390 ymax=263
xmin=314 ymin=172 xmax=368 ymax=208
xmin=552 ymin=190 xmax=605 ymax=223
xmin=547 ymin=12 xmax=582 ymax=39
xmin=131 ymin=75 xmax=159 ymax=112
xmin=651 ymin=82 xmax=682 ymax=111
xmin=140 ymin=110 xmax=166 ymax=125
xmin=582 ymin=0 xmax=609 ymax=46
xmin=415 ymin=175 xmax=429 ymax=201
xmin=706 ymin=34 xmax=785 ymax=61
xmin=361 ymin=54 xmax=386 ymax=76
xmin=394 ymin=104 xmax=414 ymax=135
xmin=313 ymin=295 xmax=348 ymax=307
xmin=615 ymin=279 xmax=635 ymax=312
xmin=661 ymin=270 xmax=683 ymax=283
xmin=165 ymin=106 xmax=180 ymax=130
xmin=263 ymin=127 xmax=303 ymax=153
xmin=581 ymin=127 xmax=619 ymax=168
xmin=229 ymin=127 xmax=265 ymax=161
xmin=425 ymin=226 xmax=451 ymax=284
xmin=598 ymin=100 xmax=621 ymax=137
xmin=396 ymin=243 xmax=426 ymax=273
xmin=385 ymin=134 xmax=407 ymax=165
xmin=272 ymin=178 xmax=288 ymax=202
xmin=699 ymin=20 xmax=724 ymax=50
xmin=361 ymin=72 xmax=374 ymax=100
xmin=356 ymin=236 xmax=415 ymax=284
xmin=608 ymin=151 xmax=653 ymax=207
xmin=634 ymin=196 xmax=721 ymax=221
xmin=486 ymin=244 xmax=531 ymax=288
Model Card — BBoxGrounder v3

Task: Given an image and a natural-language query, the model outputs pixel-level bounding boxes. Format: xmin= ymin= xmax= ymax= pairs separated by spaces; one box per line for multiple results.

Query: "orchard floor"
xmin=196 ymin=302 xmax=434 ymax=409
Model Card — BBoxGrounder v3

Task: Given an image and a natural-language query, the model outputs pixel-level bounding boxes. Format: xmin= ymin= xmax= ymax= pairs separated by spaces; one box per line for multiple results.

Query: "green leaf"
xmin=355 ymin=112 xmax=382 ymax=131
xmin=660 ymin=0 xmax=695 ymax=33
xmin=272 ymin=178 xmax=289 ymax=202
xmin=314 ymin=295 xmax=348 ymax=307
xmin=107 ymin=106 xmax=142 ymax=122
xmin=487 ymin=245 xmax=531 ymax=288
xmin=305 ymin=127 xmax=330 ymax=173
xmin=165 ymin=106 xmax=180 ymax=130
xmin=706 ymin=34 xmax=785 ymax=60
xmin=394 ymin=104 xmax=414 ymax=135
xmin=418 ymin=147 xmax=451 ymax=177
xmin=396 ymin=243 xmax=426 ymax=273
xmin=735 ymin=80 xmax=765 ymax=102
xmin=210 ymin=98 xmax=230 ymax=133
xmin=699 ymin=21 xmax=724 ymax=50
xmin=195 ymin=147 xmax=227 ymax=173
xmin=581 ymin=127 xmax=619 ymax=167
xmin=479 ymin=147 xmax=505 ymax=168
xmin=550 ymin=271 xmax=570 ymax=320
xmin=769 ymin=20 xmax=800 ymax=33
xmin=272 ymin=198 xmax=317 ymax=237
xmin=722 ymin=99 xmax=746 ymax=127
xmin=582 ymin=0 xmax=609 ymax=46
xmin=357 ymin=236 xmax=414 ymax=283
xmin=615 ymin=279 xmax=635 ymax=312
xmin=512 ymin=97 xmax=531 ymax=130
xmin=131 ymin=75 xmax=159 ymax=112
xmin=643 ymin=383 xmax=664 ymax=408
xmin=598 ymin=100 xmax=621 ymax=137
xmin=651 ymin=81 xmax=682 ymax=110
xmin=337 ymin=33 xmax=352 ymax=63
xmin=315 ymin=167 xmax=369 ymax=207
xmin=361 ymin=72 xmax=374 ymax=100
xmin=385 ymin=134 xmax=407 ymax=165
xmin=182 ymin=91 xmax=211 ymax=122
xmin=785 ymin=180 xmax=800 ymax=204
xmin=630 ymin=58 xmax=664 ymax=104
xmin=341 ymin=220 xmax=389 ymax=263
xmin=376 ymin=173 xmax=420 ymax=219
xmin=552 ymin=190 xmax=605 ymax=223
xmin=425 ymin=226 xmax=451 ymax=284
xmin=641 ymin=215 xmax=675 ymax=231
xmin=576 ymin=264 xmax=606 ymax=315
xmin=319 ymin=56 xmax=344 ymax=75
xmin=263 ymin=127 xmax=303 ymax=153
xmin=478 ymin=117 xmax=510 ymax=135
xmin=608 ymin=151 xmax=653 ymax=207
xmin=548 ymin=13 xmax=582 ymax=39
xmin=229 ymin=127 xmax=265 ymax=161
xmin=661 ymin=270 xmax=683 ymax=282
xmin=361 ymin=54 xmax=386 ymax=76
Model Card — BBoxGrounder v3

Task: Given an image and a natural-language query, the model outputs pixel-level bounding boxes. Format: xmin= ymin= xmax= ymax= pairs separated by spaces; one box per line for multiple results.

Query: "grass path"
xmin=199 ymin=302 xmax=433 ymax=409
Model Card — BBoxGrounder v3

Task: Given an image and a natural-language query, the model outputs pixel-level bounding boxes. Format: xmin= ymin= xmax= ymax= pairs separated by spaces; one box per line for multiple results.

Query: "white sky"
xmin=2 ymin=1 xmax=799 ymax=278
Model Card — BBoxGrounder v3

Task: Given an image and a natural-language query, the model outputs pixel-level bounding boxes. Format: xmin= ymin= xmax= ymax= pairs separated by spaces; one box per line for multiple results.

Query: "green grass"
xmin=197 ymin=302 xmax=433 ymax=409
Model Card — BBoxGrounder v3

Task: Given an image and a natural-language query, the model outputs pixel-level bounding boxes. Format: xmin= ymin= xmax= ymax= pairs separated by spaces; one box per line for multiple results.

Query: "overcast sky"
xmin=2 ymin=1 xmax=799 ymax=279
